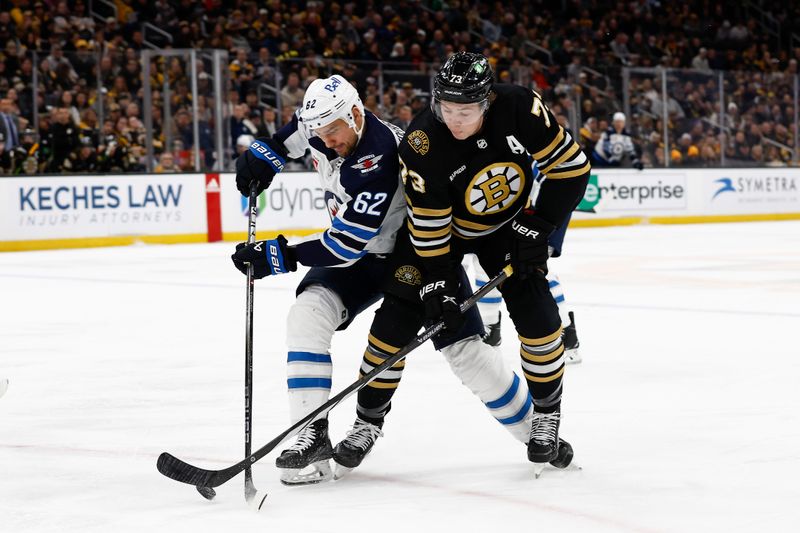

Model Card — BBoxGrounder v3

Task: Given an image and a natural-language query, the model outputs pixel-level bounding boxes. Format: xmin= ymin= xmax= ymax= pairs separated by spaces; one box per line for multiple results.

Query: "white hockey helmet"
xmin=298 ymin=75 xmax=365 ymax=138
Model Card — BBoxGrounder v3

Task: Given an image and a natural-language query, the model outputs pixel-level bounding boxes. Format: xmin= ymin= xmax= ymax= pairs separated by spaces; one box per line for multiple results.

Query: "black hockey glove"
xmin=231 ymin=235 xmax=297 ymax=279
xmin=419 ymin=274 xmax=464 ymax=335
xmin=235 ymin=137 xmax=289 ymax=196
xmin=510 ymin=210 xmax=555 ymax=280
xmin=632 ymin=159 xmax=644 ymax=170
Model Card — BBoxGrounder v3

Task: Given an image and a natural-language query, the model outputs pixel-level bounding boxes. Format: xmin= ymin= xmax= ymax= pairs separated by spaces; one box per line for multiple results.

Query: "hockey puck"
xmin=550 ymin=439 xmax=574 ymax=469
xmin=196 ymin=486 xmax=216 ymax=501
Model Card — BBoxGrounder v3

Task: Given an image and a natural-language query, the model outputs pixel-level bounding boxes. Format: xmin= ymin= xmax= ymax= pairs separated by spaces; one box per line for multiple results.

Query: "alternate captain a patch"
xmin=406 ymin=130 xmax=430 ymax=155
xmin=394 ymin=265 xmax=422 ymax=286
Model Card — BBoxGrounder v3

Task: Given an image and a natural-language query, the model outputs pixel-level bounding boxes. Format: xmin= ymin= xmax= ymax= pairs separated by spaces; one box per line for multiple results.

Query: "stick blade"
xmin=157 ymin=452 xmax=218 ymax=487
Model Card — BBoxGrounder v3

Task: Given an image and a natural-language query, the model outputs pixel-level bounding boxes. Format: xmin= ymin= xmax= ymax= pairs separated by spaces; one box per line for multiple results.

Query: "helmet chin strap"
xmin=349 ymin=110 xmax=365 ymax=144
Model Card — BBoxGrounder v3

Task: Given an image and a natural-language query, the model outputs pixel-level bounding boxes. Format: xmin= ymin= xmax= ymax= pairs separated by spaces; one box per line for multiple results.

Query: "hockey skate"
xmin=528 ymin=408 xmax=561 ymax=478
xmin=563 ymin=311 xmax=581 ymax=364
xmin=276 ymin=418 xmax=334 ymax=486
xmin=482 ymin=314 xmax=502 ymax=347
xmin=332 ymin=418 xmax=384 ymax=480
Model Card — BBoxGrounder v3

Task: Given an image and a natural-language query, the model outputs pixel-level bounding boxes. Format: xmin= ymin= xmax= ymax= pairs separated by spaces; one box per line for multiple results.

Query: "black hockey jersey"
xmin=399 ymin=83 xmax=590 ymax=268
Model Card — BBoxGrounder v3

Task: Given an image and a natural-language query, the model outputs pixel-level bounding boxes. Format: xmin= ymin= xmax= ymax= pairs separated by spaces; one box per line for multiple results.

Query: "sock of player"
xmin=285 ymin=285 xmax=345 ymax=423
xmin=441 ymin=335 xmax=532 ymax=443
xmin=355 ymin=333 xmax=405 ymax=425
xmin=356 ymin=297 xmax=424 ymax=426
xmin=518 ymin=328 xmax=565 ymax=413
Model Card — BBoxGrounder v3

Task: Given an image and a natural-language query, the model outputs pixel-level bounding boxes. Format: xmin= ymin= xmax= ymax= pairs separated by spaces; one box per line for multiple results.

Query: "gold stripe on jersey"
xmin=405 ymin=195 xmax=453 ymax=217
xmin=414 ymin=245 xmax=451 ymax=257
xmin=546 ymin=159 xmax=592 ymax=179
xmin=540 ymin=143 xmax=580 ymax=174
xmin=406 ymin=195 xmax=452 ymax=257
xmin=452 ymin=216 xmax=494 ymax=231
xmin=407 ymin=220 xmax=450 ymax=239
xmin=452 ymin=222 xmax=501 ymax=240
xmin=532 ymin=127 xmax=565 ymax=161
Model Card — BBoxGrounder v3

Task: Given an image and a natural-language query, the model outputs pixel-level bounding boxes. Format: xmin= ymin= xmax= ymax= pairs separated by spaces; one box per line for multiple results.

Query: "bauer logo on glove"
xmin=231 ymin=235 xmax=298 ymax=279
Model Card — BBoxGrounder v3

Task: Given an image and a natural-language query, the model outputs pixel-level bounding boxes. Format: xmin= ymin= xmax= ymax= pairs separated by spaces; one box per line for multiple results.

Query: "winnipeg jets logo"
xmin=351 ymin=154 xmax=383 ymax=173
xmin=324 ymin=191 xmax=343 ymax=220
xmin=477 ymin=139 xmax=487 ymax=149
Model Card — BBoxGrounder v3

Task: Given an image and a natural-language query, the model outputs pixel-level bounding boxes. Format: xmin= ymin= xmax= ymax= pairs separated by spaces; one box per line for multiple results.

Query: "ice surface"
xmin=1 ymin=222 xmax=799 ymax=532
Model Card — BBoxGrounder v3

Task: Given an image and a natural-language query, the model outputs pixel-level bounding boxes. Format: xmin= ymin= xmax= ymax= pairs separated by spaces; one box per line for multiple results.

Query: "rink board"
xmin=1 ymin=168 xmax=799 ymax=251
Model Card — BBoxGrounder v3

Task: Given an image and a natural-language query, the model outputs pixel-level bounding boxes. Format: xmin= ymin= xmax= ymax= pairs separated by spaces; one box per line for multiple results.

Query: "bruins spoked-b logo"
xmin=395 ymin=265 xmax=422 ymax=286
xmin=465 ymin=162 xmax=525 ymax=215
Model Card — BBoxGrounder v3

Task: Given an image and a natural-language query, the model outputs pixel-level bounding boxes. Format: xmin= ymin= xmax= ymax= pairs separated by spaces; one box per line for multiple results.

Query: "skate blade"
xmin=565 ymin=348 xmax=581 ymax=365
xmin=279 ymin=460 xmax=333 ymax=486
xmin=534 ymin=461 xmax=583 ymax=479
xmin=333 ymin=464 xmax=354 ymax=481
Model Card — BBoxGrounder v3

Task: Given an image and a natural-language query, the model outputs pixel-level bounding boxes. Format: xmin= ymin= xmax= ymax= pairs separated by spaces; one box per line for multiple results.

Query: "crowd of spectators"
xmin=0 ymin=0 xmax=798 ymax=174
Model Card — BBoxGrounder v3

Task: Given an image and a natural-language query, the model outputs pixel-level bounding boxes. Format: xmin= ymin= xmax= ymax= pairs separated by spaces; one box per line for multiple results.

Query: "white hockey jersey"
xmin=592 ymin=127 xmax=638 ymax=166
xmin=274 ymin=111 xmax=407 ymax=267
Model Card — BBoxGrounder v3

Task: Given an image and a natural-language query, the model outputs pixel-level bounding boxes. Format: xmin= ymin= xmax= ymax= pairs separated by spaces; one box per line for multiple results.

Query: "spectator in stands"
xmin=391 ymin=105 xmax=413 ymax=130
xmin=261 ymin=106 xmax=278 ymax=137
xmin=230 ymin=103 xmax=257 ymax=152
xmin=247 ymin=108 xmax=268 ymax=138
xmin=155 ymin=151 xmax=179 ymax=173
xmin=0 ymin=131 xmax=10 ymax=174
xmin=71 ymin=138 xmax=99 ymax=172
xmin=1 ymin=0 xmax=798 ymax=174
xmin=593 ymin=112 xmax=644 ymax=169
xmin=579 ymin=117 xmax=599 ymax=156
xmin=173 ymin=108 xmax=196 ymax=150
xmin=48 ymin=107 xmax=79 ymax=171
xmin=280 ymin=105 xmax=295 ymax=127
xmin=691 ymin=48 xmax=711 ymax=72
xmin=0 ymin=97 xmax=19 ymax=150
xmin=280 ymin=71 xmax=305 ymax=109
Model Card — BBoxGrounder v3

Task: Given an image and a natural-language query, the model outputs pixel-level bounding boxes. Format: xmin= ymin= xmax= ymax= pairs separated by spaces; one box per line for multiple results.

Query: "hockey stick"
xmin=241 ymin=182 xmax=266 ymax=507
xmin=157 ymin=264 xmax=514 ymax=494
xmin=195 ymin=182 xmax=267 ymax=508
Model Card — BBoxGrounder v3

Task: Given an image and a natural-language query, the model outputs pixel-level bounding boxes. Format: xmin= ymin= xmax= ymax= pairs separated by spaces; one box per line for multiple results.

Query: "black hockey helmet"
xmin=432 ymin=52 xmax=494 ymax=120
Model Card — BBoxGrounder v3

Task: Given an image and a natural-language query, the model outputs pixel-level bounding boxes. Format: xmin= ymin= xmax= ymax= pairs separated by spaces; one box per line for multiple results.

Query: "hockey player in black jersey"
xmin=407 ymin=52 xmax=589 ymax=469
xmin=338 ymin=52 xmax=589 ymax=475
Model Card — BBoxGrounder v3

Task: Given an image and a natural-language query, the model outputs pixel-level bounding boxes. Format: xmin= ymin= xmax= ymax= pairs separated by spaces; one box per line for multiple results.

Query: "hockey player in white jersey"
xmin=231 ymin=75 xmax=539 ymax=485
xmin=592 ymin=112 xmax=644 ymax=169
